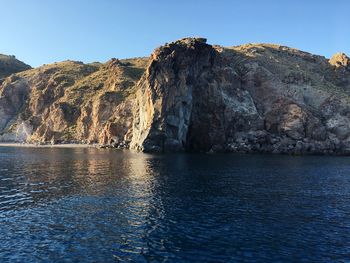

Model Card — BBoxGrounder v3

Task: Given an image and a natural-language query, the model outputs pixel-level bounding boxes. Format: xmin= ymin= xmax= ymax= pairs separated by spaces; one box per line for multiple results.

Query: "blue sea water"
xmin=1 ymin=146 xmax=350 ymax=262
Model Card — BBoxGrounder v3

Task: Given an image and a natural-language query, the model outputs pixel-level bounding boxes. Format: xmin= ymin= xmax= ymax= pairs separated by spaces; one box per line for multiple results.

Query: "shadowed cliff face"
xmin=1 ymin=38 xmax=350 ymax=154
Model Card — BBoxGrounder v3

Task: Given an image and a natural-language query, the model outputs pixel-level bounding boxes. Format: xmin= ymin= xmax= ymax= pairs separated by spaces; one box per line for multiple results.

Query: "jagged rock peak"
xmin=329 ymin=52 xmax=350 ymax=68
xmin=154 ymin=37 xmax=207 ymax=51
xmin=176 ymin=37 xmax=207 ymax=44
xmin=106 ymin=58 xmax=126 ymax=67
xmin=150 ymin=38 xmax=212 ymax=65
xmin=163 ymin=37 xmax=207 ymax=46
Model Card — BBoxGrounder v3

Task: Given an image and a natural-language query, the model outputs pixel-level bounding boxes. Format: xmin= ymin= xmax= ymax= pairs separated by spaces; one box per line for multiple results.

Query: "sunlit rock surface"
xmin=0 ymin=59 xmax=147 ymax=146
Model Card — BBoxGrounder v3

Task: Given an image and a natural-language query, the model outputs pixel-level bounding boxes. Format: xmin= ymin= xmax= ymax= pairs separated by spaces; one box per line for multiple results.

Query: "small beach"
xmin=0 ymin=143 xmax=96 ymax=148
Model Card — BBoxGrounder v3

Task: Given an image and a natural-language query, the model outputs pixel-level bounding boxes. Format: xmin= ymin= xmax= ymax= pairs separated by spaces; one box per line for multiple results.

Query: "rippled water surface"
xmin=1 ymin=147 xmax=350 ymax=262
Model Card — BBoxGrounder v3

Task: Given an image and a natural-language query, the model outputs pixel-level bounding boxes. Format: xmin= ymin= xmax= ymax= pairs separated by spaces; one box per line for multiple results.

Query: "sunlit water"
xmin=1 ymin=147 xmax=350 ymax=262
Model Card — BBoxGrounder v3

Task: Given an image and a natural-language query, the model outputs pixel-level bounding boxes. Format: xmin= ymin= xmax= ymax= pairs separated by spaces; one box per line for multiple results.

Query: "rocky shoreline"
xmin=1 ymin=38 xmax=350 ymax=154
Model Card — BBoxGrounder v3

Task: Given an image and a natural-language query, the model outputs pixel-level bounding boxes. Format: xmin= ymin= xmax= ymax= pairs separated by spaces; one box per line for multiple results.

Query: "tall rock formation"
xmin=130 ymin=38 xmax=261 ymax=152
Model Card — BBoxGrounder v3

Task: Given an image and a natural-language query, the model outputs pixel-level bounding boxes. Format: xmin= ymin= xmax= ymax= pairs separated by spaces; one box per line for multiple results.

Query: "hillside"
xmin=1 ymin=38 xmax=350 ymax=154
xmin=0 ymin=57 xmax=148 ymax=145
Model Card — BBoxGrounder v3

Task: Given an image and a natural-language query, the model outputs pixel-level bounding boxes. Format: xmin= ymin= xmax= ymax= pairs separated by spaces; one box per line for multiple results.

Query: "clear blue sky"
xmin=1 ymin=0 xmax=349 ymax=67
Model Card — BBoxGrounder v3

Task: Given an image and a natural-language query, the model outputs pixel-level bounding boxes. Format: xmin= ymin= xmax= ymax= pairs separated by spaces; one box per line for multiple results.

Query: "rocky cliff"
xmin=0 ymin=58 xmax=147 ymax=146
xmin=1 ymin=38 xmax=350 ymax=154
